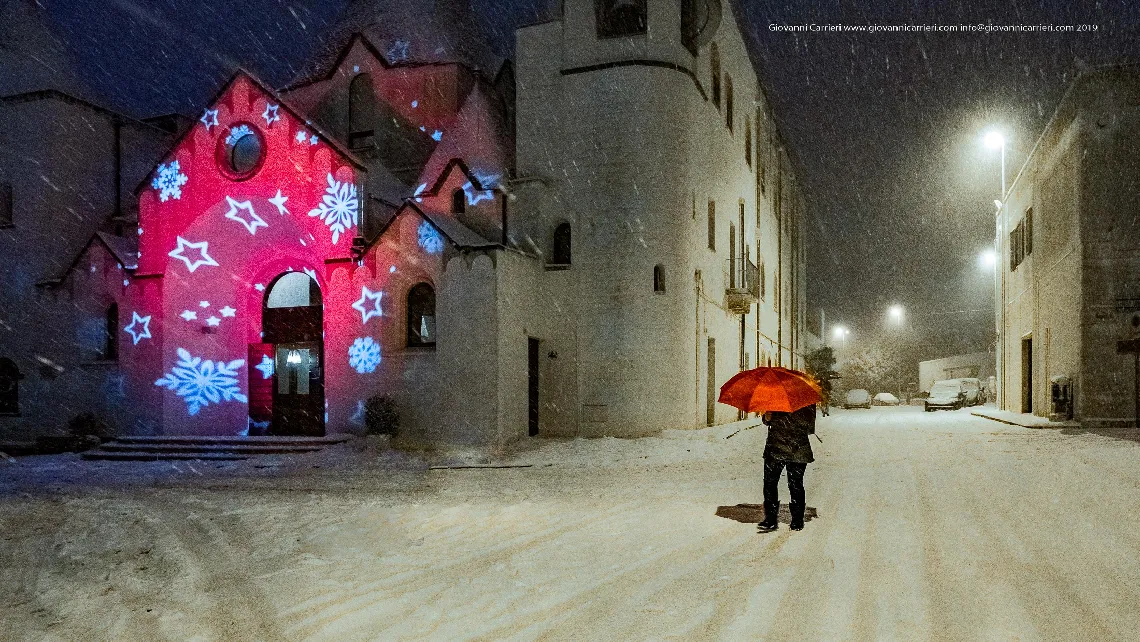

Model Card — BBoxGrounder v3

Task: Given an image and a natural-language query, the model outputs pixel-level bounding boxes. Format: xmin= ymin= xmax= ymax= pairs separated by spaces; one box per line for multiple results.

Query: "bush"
xmin=66 ymin=412 xmax=114 ymax=451
xmin=364 ymin=395 xmax=400 ymax=436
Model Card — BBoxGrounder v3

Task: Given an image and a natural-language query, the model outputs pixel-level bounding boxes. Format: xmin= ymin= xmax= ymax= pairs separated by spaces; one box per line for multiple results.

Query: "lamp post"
xmin=984 ymin=131 xmax=1006 ymax=198
xmin=832 ymin=325 xmax=850 ymax=349
xmin=984 ymin=130 xmax=1007 ymax=410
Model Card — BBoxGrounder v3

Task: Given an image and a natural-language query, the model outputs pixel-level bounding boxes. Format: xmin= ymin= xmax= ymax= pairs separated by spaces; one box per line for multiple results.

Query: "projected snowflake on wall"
xmin=255 ymin=354 xmax=274 ymax=379
xmin=308 ymin=173 xmax=358 ymax=244
xmin=154 ymin=348 xmax=248 ymax=415
xmin=348 ymin=337 xmax=381 ymax=374
xmin=123 ymin=312 xmax=152 ymax=345
xmin=225 ymin=124 xmax=253 ymax=147
xmin=418 ymin=220 xmax=444 ymax=254
xmin=152 ymin=161 xmax=188 ymax=202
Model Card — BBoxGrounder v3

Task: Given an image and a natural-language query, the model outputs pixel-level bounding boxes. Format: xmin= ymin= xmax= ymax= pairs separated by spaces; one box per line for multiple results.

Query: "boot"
xmin=757 ymin=502 xmax=779 ymax=533
xmin=789 ymin=503 xmax=805 ymax=531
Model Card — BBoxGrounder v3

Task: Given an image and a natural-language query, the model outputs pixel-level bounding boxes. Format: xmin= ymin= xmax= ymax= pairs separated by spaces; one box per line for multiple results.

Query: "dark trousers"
xmin=762 ymin=458 xmax=807 ymax=522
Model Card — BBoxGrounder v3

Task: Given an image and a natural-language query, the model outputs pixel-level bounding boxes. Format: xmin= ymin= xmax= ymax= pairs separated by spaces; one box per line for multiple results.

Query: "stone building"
xmin=1 ymin=0 xmax=809 ymax=446
xmin=995 ymin=64 xmax=1140 ymax=426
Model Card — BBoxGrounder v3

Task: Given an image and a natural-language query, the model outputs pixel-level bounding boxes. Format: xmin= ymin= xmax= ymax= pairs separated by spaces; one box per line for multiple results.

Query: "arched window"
xmin=725 ymin=75 xmax=734 ymax=132
xmin=552 ymin=222 xmax=572 ymax=266
xmin=407 ymin=283 xmax=436 ymax=347
xmin=744 ymin=118 xmax=752 ymax=168
xmin=103 ymin=304 xmax=119 ymax=361
xmin=710 ymin=43 xmax=721 ymax=108
xmin=348 ymin=73 xmax=376 ymax=150
xmin=451 ymin=188 xmax=466 ymax=214
xmin=0 ymin=358 xmax=19 ymax=415
xmin=595 ymin=0 xmax=647 ymax=38
xmin=266 ymin=271 xmax=322 ymax=309
xmin=653 ymin=265 xmax=666 ymax=293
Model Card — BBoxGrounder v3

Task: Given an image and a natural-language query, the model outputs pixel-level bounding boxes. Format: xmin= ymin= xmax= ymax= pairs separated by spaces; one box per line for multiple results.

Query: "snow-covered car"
xmin=925 ymin=379 xmax=966 ymax=411
xmin=844 ymin=389 xmax=872 ymax=409
xmin=954 ymin=378 xmax=983 ymax=406
xmin=872 ymin=392 xmax=900 ymax=406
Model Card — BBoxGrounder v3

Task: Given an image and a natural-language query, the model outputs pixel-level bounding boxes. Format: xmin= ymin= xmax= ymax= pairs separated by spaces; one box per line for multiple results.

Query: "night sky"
xmin=25 ymin=0 xmax=1140 ymax=356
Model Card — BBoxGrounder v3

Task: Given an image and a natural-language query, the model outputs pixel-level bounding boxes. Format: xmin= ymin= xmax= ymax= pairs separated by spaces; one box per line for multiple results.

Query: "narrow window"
xmin=0 ymin=182 xmax=11 ymax=227
xmin=1025 ymin=207 xmax=1033 ymax=256
xmin=0 ymin=358 xmax=19 ymax=415
xmin=710 ymin=44 xmax=721 ymax=109
xmin=759 ymin=261 xmax=766 ymax=299
xmin=451 ymin=188 xmax=466 ymax=214
xmin=725 ymin=75 xmax=734 ymax=132
xmin=407 ymin=283 xmax=436 ymax=348
xmin=103 ymin=303 xmax=119 ymax=361
xmin=729 ymin=223 xmax=736 ymax=288
xmin=552 ymin=222 xmax=572 ymax=265
xmin=595 ymin=0 xmax=647 ymax=38
xmin=348 ymin=73 xmax=376 ymax=150
xmin=653 ymin=265 xmax=666 ymax=293
xmin=744 ymin=118 xmax=752 ymax=168
xmin=707 ymin=200 xmax=716 ymax=251
xmin=756 ymin=109 xmax=766 ymax=194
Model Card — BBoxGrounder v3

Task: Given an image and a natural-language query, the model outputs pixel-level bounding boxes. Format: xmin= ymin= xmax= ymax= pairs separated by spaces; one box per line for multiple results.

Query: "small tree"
xmin=804 ymin=346 xmax=839 ymax=405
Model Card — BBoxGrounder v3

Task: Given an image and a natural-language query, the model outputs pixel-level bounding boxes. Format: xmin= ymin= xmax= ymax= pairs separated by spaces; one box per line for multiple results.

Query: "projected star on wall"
xmin=206 ymin=316 xmax=221 ymax=327
xmin=351 ymin=286 xmax=384 ymax=324
xmin=224 ymin=197 xmax=268 ymax=235
xmin=296 ymin=130 xmax=308 ymax=143
xmin=219 ymin=306 xmax=236 ymax=317
xmin=262 ymin=103 xmax=280 ymax=126
xmin=255 ymin=354 xmax=274 ymax=379
xmin=200 ymin=109 xmax=219 ymax=131
xmin=180 ymin=310 xmax=198 ymax=321
xmin=168 ymin=236 xmax=219 ymax=273
xmin=269 ymin=190 xmax=289 ymax=215
xmin=123 ymin=312 xmax=152 ymax=345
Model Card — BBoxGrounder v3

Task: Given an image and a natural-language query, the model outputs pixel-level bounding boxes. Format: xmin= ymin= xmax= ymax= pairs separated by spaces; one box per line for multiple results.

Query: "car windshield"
xmin=930 ymin=382 xmax=960 ymax=395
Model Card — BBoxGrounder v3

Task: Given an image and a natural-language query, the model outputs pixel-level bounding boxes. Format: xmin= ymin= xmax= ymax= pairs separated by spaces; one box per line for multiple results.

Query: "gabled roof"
xmin=133 ymin=68 xmax=367 ymax=196
xmin=421 ymin=157 xmax=495 ymax=197
xmin=38 ymin=231 xmax=138 ymax=287
xmin=369 ymin=198 xmax=498 ymax=252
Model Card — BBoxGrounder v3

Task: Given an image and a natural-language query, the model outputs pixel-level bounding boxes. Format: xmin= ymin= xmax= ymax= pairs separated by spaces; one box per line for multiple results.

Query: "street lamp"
xmin=983 ymin=130 xmax=1006 ymax=199
xmin=979 ymin=248 xmax=997 ymax=271
xmin=888 ymin=304 xmax=904 ymax=325
xmin=983 ymin=129 xmax=1007 ymax=411
xmin=832 ymin=325 xmax=850 ymax=348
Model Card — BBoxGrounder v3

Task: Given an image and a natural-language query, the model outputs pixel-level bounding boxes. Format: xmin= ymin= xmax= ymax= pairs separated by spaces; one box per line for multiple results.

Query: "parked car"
xmin=844 ymin=389 xmax=872 ymax=409
xmin=872 ymin=392 xmax=900 ymax=406
xmin=925 ymin=379 xmax=967 ymax=411
xmin=955 ymin=378 xmax=984 ymax=406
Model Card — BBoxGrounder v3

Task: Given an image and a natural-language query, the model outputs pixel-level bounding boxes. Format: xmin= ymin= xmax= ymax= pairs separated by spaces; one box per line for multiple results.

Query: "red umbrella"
xmin=718 ymin=367 xmax=823 ymax=414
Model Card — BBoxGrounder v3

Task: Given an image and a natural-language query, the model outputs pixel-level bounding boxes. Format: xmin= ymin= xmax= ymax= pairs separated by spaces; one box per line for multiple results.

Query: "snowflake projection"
xmin=431 ymin=130 xmax=443 ymax=142
xmin=151 ymin=161 xmax=188 ymax=202
xmin=225 ymin=124 xmax=253 ymax=147
xmin=351 ymin=286 xmax=384 ymax=323
xmin=262 ymin=103 xmax=280 ymax=126
xmin=168 ymin=237 xmax=219 ymax=273
xmin=200 ymin=109 xmax=219 ymax=131
xmin=418 ymin=220 xmax=444 ymax=254
xmin=348 ymin=337 xmax=381 ymax=374
xmin=154 ymin=348 xmax=248 ymax=416
xmin=255 ymin=354 xmax=274 ymax=379
xmin=123 ymin=312 xmax=152 ymax=345
xmin=387 ymin=39 xmax=410 ymax=62
xmin=224 ymin=197 xmax=268 ymax=235
xmin=308 ymin=173 xmax=358 ymax=244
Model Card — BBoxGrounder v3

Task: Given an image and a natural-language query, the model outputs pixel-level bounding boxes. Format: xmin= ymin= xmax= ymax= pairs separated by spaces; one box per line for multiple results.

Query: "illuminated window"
xmin=451 ymin=188 xmax=466 ymax=214
xmin=552 ymin=222 xmax=572 ymax=265
xmin=710 ymin=44 xmax=721 ymax=108
xmin=744 ymin=118 xmax=752 ymax=168
xmin=595 ymin=0 xmax=647 ymax=38
xmin=103 ymin=304 xmax=119 ymax=361
xmin=0 ymin=358 xmax=19 ymax=415
xmin=348 ymin=73 xmax=376 ymax=150
xmin=407 ymin=283 xmax=436 ymax=348
xmin=707 ymin=200 xmax=716 ymax=251
xmin=725 ymin=75 xmax=734 ymax=132
xmin=653 ymin=264 xmax=666 ymax=293
xmin=0 ymin=182 xmax=11 ymax=227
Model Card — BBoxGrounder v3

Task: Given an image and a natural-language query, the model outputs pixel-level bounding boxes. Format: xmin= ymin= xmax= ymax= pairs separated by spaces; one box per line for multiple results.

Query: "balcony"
xmin=724 ymin=258 xmax=759 ymax=314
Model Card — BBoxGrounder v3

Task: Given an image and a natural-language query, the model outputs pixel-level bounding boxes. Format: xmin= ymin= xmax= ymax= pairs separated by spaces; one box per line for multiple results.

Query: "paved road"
xmin=4 ymin=406 xmax=1140 ymax=640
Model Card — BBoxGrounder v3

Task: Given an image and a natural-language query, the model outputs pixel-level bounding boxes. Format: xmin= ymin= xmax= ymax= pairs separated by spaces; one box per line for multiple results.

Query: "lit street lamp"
xmin=984 ymin=128 xmax=1007 ymax=411
xmin=888 ymin=304 xmax=904 ymax=325
xmin=979 ymin=248 xmax=997 ymax=271
xmin=832 ymin=325 xmax=850 ymax=348
xmin=984 ymin=130 xmax=1006 ymax=198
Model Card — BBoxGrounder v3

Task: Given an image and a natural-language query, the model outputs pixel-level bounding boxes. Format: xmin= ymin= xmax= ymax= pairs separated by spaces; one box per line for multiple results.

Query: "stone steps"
xmin=81 ymin=434 xmax=350 ymax=462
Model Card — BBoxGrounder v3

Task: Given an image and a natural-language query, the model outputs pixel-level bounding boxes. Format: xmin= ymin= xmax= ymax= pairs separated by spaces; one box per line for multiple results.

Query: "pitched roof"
xmin=38 ymin=231 xmax=138 ymax=287
xmin=369 ymin=198 xmax=497 ymax=252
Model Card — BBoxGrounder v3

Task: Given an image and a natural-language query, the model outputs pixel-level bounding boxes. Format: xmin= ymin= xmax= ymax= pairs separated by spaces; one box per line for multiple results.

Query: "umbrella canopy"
xmin=718 ymin=367 xmax=823 ymax=414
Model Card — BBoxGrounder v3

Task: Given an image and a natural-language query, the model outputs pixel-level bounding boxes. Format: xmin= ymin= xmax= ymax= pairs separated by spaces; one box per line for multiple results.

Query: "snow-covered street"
xmin=5 ymin=407 xmax=1140 ymax=640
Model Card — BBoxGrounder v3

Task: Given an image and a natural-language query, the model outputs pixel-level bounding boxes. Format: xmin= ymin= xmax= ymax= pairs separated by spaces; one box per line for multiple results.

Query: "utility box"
xmin=1050 ymin=375 xmax=1073 ymax=422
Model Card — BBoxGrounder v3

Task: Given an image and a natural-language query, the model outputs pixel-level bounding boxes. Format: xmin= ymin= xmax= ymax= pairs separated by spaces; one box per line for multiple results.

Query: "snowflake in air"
xmin=154 ymin=348 xmax=248 ymax=416
xmin=348 ymin=337 xmax=381 ymax=374
xmin=151 ymin=161 xmax=188 ymax=202
xmin=418 ymin=220 xmax=444 ymax=254
xmin=308 ymin=173 xmax=358 ymax=244
xmin=225 ymin=124 xmax=253 ymax=147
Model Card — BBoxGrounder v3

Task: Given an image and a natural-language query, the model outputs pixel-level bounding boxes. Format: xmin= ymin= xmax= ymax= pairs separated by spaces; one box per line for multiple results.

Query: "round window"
xmin=217 ymin=123 xmax=265 ymax=179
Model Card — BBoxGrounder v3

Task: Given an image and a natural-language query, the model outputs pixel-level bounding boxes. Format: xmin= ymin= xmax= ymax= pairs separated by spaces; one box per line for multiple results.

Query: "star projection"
xmin=180 ymin=310 xmax=197 ymax=321
xmin=295 ymin=131 xmax=309 ymax=143
xmin=351 ymin=286 xmax=384 ymax=323
xmin=123 ymin=312 xmax=152 ymax=345
xmin=200 ymin=108 xmax=219 ymax=131
xmin=308 ymin=173 xmax=358 ymax=244
xmin=262 ymin=103 xmax=280 ymax=126
xmin=168 ymin=236 xmax=219 ymax=273
xmin=219 ymin=306 xmax=236 ymax=317
xmin=431 ymin=130 xmax=443 ymax=142
xmin=348 ymin=337 xmax=381 ymax=374
xmin=225 ymin=124 xmax=253 ymax=147
xmin=463 ymin=171 xmax=500 ymax=206
xmin=224 ymin=197 xmax=268 ymax=235
xmin=418 ymin=220 xmax=444 ymax=254
xmin=255 ymin=354 xmax=274 ymax=379
xmin=152 ymin=161 xmax=188 ymax=202
xmin=154 ymin=348 xmax=248 ymax=415
xmin=269 ymin=190 xmax=289 ymax=215
xmin=206 ymin=316 xmax=221 ymax=327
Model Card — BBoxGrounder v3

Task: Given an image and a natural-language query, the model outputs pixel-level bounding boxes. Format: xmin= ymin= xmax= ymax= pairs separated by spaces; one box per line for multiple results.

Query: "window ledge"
xmin=545 ymin=263 xmax=572 ymax=271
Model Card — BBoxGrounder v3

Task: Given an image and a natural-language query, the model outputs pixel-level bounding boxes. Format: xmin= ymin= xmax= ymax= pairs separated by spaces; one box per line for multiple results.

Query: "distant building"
xmin=995 ymin=64 xmax=1140 ymax=427
xmin=918 ymin=352 xmax=994 ymax=394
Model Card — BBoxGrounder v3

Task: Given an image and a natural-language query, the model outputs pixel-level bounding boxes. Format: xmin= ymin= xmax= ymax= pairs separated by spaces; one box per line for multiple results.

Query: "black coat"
xmin=762 ymin=405 xmax=816 ymax=463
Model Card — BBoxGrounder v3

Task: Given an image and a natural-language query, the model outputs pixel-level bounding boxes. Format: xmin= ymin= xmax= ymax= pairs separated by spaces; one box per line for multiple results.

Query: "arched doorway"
xmin=258 ymin=272 xmax=324 ymax=436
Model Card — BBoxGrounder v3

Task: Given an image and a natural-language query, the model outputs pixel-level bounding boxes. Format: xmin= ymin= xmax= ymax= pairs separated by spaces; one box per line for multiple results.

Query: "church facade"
xmin=1 ymin=0 xmax=809 ymax=447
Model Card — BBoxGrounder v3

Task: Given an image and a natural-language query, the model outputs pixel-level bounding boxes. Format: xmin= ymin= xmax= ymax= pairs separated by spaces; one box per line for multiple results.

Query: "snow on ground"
xmin=4 ymin=406 xmax=1140 ymax=640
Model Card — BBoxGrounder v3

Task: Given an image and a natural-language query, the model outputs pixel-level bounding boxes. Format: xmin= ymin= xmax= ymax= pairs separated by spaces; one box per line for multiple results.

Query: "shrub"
xmin=66 ymin=412 xmax=114 ymax=450
xmin=364 ymin=395 xmax=400 ymax=436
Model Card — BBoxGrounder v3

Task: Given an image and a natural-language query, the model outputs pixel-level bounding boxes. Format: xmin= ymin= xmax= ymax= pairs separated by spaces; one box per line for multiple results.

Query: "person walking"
xmin=756 ymin=403 xmax=816 ymax=533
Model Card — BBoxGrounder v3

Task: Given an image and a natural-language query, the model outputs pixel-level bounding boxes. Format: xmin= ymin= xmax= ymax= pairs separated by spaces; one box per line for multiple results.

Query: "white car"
xmin=872 ymin=392 xmax=900 ymax=406
xmin=844 ymin=389 xmax=871 ymax=409
xmin=925 ymin=379 xmax=967 ymax=411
